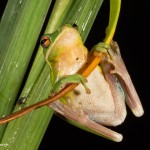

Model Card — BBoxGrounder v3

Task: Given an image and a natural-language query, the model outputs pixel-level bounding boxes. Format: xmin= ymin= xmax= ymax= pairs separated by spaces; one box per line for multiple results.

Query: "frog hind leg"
xmin=103 ymin=41 xmax=144 ymax=117
xmin=49 ymin=99 xmax=123 ymax=142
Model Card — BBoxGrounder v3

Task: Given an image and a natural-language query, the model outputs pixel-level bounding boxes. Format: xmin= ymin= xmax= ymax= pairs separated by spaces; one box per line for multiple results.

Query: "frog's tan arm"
xmin=0 ymin=0 xmax=120 ymax=124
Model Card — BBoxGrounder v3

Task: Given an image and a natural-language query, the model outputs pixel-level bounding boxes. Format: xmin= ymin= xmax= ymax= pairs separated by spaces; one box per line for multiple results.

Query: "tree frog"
xmin=40 ymin=24 xmax=144 ymax=142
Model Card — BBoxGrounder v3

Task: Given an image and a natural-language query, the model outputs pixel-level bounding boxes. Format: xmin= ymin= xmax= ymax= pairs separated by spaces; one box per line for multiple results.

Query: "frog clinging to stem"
xmin=40 ymin=24 xmax=144 ymax=142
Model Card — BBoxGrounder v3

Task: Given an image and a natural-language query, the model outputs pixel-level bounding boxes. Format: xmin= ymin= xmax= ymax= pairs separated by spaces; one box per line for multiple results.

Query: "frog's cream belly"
xmin=50 ymin=66 xmax=127 ymax=127
xmin=74 ymin=68 xmax=115 ymax=112
xmin=71 ymin=66 xmax=127 ymax=126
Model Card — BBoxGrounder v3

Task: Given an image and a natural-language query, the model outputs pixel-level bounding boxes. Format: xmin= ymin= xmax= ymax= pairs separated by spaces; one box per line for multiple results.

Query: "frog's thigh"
xmin=73 ymin=67 xmax=127 ymax=126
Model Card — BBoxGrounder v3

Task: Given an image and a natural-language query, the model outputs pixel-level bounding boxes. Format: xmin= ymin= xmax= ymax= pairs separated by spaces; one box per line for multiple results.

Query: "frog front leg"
xmin=91 ymin=42 xmax=110 ymax=56
xmin=50 ymin=74 xmax=91 ymax=96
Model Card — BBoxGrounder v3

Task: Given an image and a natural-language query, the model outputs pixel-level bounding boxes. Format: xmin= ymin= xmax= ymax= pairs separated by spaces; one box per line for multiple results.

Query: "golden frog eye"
xmin=40 ymin=35 xmax=50 ymax=48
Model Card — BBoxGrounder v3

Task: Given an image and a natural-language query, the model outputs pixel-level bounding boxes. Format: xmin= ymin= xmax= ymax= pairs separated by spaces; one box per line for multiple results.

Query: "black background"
xmin=1 ymin=0 xmax=149 ymax=149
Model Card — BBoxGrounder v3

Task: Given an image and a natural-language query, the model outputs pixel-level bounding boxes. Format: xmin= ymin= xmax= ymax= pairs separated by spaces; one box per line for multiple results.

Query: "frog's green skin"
xmin=41 ymin=25 xmax=90 ymax=95
xmin=41 ymin=25 xmax=144 ymax=142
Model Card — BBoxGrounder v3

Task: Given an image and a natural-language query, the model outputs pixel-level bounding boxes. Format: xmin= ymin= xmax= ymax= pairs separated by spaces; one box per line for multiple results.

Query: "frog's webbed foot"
xmin=50 ymin=74 xmax=91 ymax=96
xmin=91 ymin=42 xmax=110 ymax=56
xmin=49 ymin=100 xmax=123 ymax=142
xmin=102 ymin=41 xmax=144 ymax=117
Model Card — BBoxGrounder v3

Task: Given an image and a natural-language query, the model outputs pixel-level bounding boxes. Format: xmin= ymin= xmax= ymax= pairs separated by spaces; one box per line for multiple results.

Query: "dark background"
xmin=1 ymin=0 xmax=149 ymax=149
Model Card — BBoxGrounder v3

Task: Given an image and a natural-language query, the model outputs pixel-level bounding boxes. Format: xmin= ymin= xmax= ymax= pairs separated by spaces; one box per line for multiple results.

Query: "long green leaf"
xmin=0 ymin=0 xmax=74 ymax=149
xmin=1 ymin=0 xmax=105 ymax=149
xmin=0 ymin=0 xmax=52 ymax=140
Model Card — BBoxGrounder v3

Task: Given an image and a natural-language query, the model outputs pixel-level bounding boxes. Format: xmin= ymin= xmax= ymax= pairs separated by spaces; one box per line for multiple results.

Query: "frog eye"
xmin=40 ymin=35 xmax=50 ymax=48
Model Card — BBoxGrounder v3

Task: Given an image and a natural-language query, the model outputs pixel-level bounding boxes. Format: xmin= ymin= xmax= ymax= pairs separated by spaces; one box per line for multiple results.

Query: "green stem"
xmin=104 ymin=0 xmax=121 ymax=44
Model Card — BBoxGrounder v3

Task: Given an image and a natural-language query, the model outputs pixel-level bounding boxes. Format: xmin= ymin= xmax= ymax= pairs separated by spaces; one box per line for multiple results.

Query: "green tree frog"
xmin=40 ymin=24 xmax=144 ymax=142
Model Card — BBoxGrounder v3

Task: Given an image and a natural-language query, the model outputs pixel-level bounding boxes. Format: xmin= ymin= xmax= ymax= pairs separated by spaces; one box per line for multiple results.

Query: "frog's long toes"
xmin=85 ymin=87 xmax=91 ymax=94
xmin=84 ymin=78 xmax=88 ymax=83
xmin=84 ymin=83 xmax=91 ymax=94
xmin=110 ymin=41 xmax=121 ymax=55
xmin=81 ymin=82 xmax=91 ymax=94
xmin=81 ymin=78 xmax=91 ymax=94
xmin=91 ymin=42 xmax=110 ymax=57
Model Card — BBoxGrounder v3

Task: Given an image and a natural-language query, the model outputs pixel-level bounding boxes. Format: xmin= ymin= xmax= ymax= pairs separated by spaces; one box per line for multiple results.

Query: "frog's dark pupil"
xmin=41 ymin=39 xmax=47 ymax=45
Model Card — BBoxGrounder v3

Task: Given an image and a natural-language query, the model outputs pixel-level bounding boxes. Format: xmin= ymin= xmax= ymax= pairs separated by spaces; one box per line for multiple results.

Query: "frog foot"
xmin=50 ymin=74 xmax=91 ymax=96
xmin=91 ymin=42 xmax=110 ymax=56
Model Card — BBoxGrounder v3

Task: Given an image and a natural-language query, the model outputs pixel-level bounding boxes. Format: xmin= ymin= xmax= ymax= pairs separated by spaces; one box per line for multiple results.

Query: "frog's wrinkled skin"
xmin=41 ymin=25 xmax=144 ymax=142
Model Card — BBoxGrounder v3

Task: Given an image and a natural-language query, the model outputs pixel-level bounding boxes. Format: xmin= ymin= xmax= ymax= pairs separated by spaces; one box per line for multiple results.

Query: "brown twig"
xmin=0 ymin=52 xmax=105 ymax=124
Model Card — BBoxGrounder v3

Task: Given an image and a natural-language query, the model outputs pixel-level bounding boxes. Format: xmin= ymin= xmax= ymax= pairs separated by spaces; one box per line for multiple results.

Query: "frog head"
xmin=40 ymin=24 xmax=88 ymax=80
